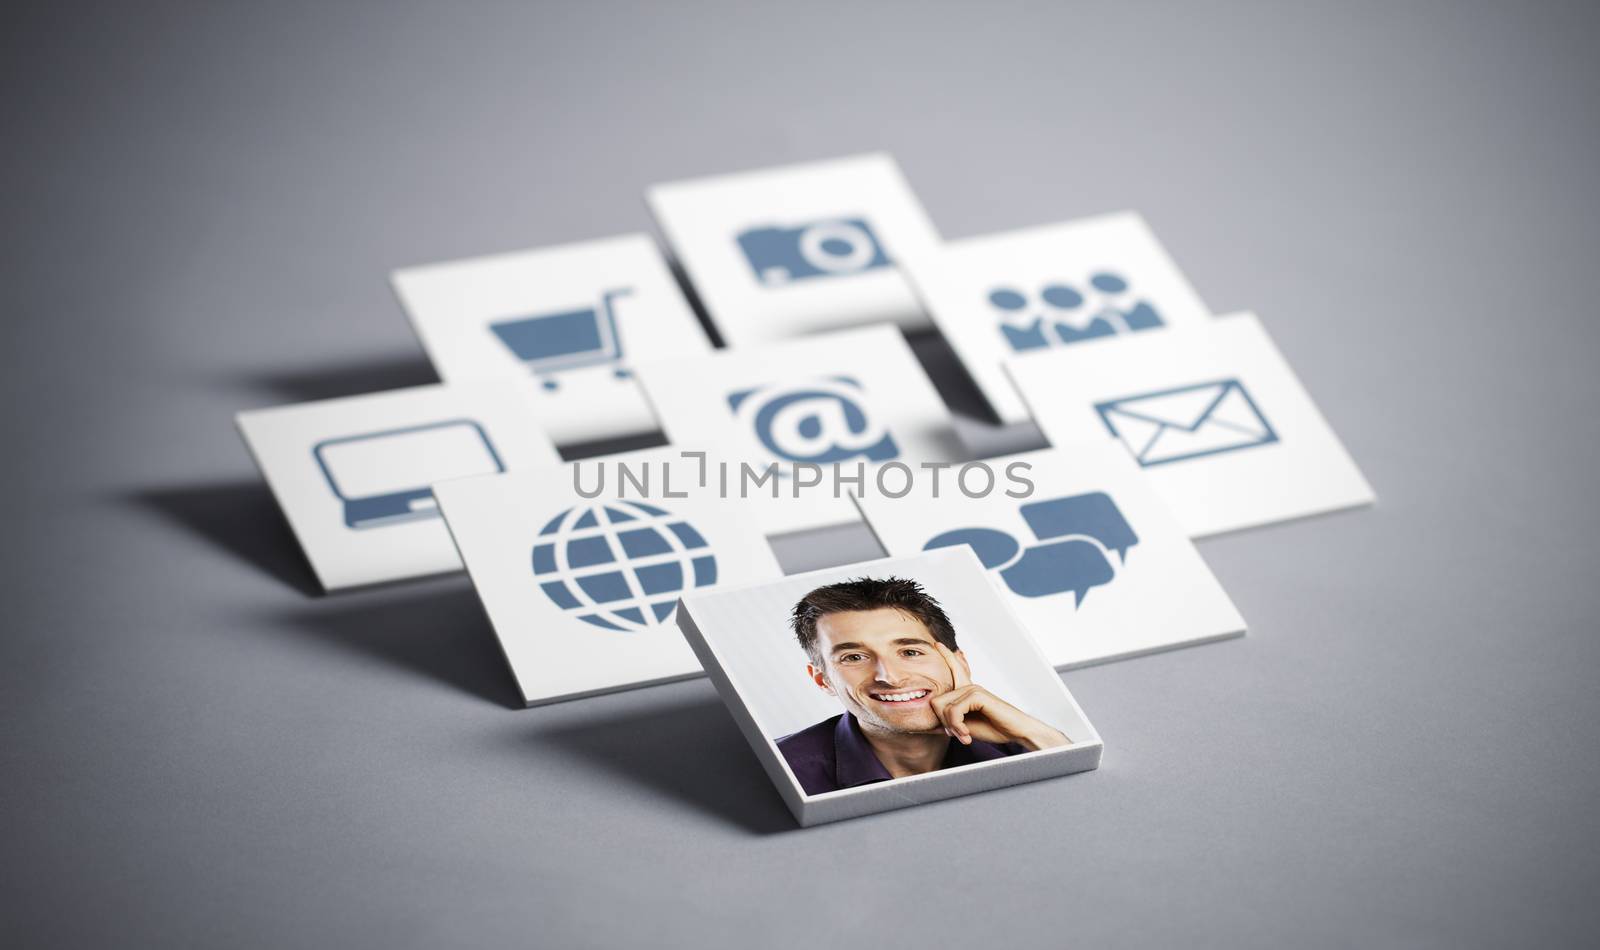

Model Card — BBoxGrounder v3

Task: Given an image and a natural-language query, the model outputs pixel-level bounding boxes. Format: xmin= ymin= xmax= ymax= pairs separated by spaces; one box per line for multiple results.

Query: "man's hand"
xmin=924 ymin=643 xmax=1070 ymax=752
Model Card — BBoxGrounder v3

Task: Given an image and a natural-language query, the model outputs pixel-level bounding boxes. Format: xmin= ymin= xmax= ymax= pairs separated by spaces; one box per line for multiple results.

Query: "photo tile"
xmin=678 ymin=547 xmax=1102 ymax=826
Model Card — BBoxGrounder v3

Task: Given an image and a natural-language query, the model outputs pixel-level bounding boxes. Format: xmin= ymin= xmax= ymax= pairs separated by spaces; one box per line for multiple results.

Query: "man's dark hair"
xmin=790 ymin=576 xmax=958 ymax=664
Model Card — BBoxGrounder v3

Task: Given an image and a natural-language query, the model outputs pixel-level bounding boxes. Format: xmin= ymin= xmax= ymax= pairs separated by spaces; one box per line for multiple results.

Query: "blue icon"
xmin=313 ymin=420 xmax=505 ymax=530
xmin=489 ymin=288 xmax=632 ymax=391
xmin=924 ymin=492 xmax=1138 ymax=607
xmin=727 ymin=377 xmax=898 ymax=465
xmin=1095 ymin=378 xmax=1278 ymax=468
xmin=532 ymin=501 xmax=717 ymax=631
xmin=989 ymin=271 xmax=1163 ymax=352
xmin=738 ymin=218 xmax=890 ymax=286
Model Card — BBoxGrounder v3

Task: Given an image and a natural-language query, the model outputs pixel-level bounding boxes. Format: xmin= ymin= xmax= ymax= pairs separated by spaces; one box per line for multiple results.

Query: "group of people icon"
xmin=989 ymin=271 xmax=1164 ymax=351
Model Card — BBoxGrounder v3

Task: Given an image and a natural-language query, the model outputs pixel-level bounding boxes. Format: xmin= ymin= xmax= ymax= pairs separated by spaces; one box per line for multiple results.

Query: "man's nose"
xmin=872 ymin=658 xmax=908 ymax=684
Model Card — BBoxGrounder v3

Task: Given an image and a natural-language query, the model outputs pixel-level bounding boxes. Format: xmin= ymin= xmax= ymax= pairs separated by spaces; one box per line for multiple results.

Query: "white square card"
xmin=433 ymin=449 xmax=784 ymax=706
xmin=647 ymin=154 xmax=941 ymax=345
xmin=236 ymin=380 xmax=561 ymax=591
xmin=900 ymin=212 xmax=1213 ymax=425
xmin=854 ymin=444 xmax=1246 ymax=668
xmin=1006 ymin=313 xmax=1376 ymax=537
xmin=633 ymin=324 xmax=960 ymax=535
xmin=390 ymin=233 xmax=712 ymax=444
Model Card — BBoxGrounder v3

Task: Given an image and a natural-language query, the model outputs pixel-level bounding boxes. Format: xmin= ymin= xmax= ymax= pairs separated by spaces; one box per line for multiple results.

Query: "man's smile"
xmin=868 ymin=688 xmax=931 ymax=704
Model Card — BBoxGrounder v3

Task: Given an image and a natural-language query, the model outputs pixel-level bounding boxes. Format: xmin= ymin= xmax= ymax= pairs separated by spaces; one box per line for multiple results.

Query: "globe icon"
xmin=532 ymin=501 xmax=718 ymax=631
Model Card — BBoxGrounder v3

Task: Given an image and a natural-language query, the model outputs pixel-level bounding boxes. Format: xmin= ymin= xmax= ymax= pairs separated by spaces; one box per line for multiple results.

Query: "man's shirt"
xmin=776 ymin=712 xmax=1025 ymax=796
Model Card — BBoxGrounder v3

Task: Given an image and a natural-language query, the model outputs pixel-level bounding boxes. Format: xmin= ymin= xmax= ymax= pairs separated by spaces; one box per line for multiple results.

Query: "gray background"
xmin=4 ymin=1 xmax=1598 ymax=946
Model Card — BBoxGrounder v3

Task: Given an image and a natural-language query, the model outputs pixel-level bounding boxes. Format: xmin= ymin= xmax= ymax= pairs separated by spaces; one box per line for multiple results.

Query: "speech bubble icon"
xmin=924 ymin=527 xmax=1021 ymax=571
xmin=1000 ymin=538 xmax=1115 ymax=607
xmin=1018 ymin=492 xmax=1139 ymax=564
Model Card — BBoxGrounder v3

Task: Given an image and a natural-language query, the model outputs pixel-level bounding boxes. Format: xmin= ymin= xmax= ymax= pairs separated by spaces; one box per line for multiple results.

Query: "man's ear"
xmin=806 ymin=663 xmax=835 ymax=695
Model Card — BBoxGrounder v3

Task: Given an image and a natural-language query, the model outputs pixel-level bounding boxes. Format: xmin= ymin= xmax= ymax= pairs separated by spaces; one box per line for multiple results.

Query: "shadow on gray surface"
xmin=126 ymin=480 xmax=321 ymax=597
xmin=558 ymin=430 xmax=670 ymax=461
xmin=536 ymin=696 xmax=796 ymax=835
xmin=241 ymin=354 xmax=441 ymax=403
xmin=241 ymin=353 xmax=672 ymax=460
xmin=265 ymin=579 xmax=524 ymax=709
xmin=768 ymin=521 xmax=886 ymax=574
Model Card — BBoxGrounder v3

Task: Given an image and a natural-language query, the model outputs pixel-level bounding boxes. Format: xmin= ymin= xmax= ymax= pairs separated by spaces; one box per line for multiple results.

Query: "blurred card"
xmin=900 ymin=211 xmax=1212 ymax=425
xmin=648 ymin=154 xmax=940 ymax=345
xmin=391 ymin=233 xmax=711 ymax=444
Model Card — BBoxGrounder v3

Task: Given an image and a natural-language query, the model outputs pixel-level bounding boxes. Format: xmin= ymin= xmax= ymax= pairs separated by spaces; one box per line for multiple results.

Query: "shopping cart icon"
xmin=489 ymin=288 xmax=632 ymax=391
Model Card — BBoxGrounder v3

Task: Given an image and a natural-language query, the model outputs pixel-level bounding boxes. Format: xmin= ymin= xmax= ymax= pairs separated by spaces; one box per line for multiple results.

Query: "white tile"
xmin=901 ymin=212 xmax=1212 ymax=425
xmin=647 ymin=154 xmax=940 ymax=345
xmin=855 ymin=444 xmax=1246 ymax=668
xmin=236 ymin=380 xmax=561 ymax=591
xmin=433 ymin=448 xmax=783 ymax=706
xmin=633 ymin=324 xmax=961 ymax=535
xmin=1007 ymin=313 xmax=1376 ymax=536
xmin=391 ymin=233 xmax=711 ymax=444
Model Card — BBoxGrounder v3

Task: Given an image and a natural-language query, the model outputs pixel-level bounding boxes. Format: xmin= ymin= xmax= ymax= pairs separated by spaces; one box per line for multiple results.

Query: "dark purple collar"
xmin=832 ymin=711 xmax=897 ymax=789
xmin=777 ymin=712 xmax=1024 ymax=796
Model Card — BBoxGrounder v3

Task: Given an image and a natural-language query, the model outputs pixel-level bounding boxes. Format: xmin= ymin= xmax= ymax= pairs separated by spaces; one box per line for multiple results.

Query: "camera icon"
xmin=737 ymin=218 xmax=891 ymax=286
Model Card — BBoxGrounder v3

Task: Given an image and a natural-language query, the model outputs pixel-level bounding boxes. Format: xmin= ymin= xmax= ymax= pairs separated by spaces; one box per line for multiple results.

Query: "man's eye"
xmin=839 ymin=653 xmax=866 ymax=663
xmin=901 ymin=649 xmax=924 ymax=657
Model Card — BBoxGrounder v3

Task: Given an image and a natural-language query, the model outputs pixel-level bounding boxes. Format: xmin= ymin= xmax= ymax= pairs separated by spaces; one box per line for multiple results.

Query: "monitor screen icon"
xmin=313 ymin=420 xmax=506 ymax=529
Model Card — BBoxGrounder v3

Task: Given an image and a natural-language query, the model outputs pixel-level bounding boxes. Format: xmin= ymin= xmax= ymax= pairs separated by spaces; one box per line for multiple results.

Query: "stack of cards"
xmin=232 ymin=151 xmax=1375 ymax=825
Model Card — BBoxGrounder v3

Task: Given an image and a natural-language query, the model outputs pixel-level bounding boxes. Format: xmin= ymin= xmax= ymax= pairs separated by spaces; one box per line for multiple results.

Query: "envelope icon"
xmin=1094 ymin=378 xmax=1278 ymax=467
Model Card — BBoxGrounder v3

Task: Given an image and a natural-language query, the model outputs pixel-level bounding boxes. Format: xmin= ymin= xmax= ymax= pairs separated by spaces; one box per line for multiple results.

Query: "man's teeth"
xmin=873 ymin=690 xmax=929 ymax=702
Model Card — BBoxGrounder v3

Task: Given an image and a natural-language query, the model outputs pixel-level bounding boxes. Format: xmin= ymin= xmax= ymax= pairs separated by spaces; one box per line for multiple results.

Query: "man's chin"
xmin=856 ymin=708 xmax=941 ymax=735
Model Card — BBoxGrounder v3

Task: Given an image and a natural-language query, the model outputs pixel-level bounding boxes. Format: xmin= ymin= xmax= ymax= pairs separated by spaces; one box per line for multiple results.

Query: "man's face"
xmin=808 ymin=607 xmax=961 ymax=735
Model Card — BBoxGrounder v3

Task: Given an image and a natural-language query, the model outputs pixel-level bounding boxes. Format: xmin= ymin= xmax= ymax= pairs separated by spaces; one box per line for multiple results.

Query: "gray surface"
xmin=4 ymin=1 xmax=1599 ymax=947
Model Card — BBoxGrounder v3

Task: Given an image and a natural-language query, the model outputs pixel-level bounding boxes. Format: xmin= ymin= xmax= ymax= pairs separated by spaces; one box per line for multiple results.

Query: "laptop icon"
xmin=313 ymin=420 xmax=506 ymax=529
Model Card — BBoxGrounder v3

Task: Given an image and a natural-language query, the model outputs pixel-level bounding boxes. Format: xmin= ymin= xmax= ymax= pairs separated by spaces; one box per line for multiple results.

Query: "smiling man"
xmin=776 ymin=576 xmax=1070 ymax=796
